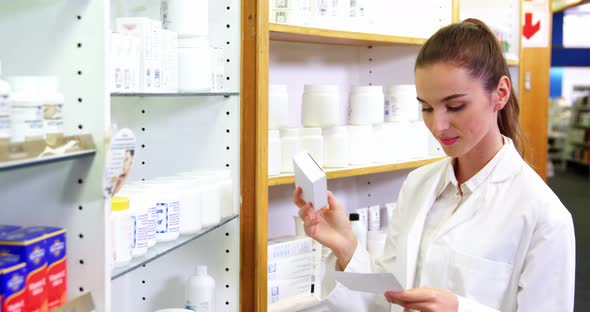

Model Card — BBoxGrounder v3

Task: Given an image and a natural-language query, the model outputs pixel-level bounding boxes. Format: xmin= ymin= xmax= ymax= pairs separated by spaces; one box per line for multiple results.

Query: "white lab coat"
xmin=318 ymin=140 xmax=576 ymax=312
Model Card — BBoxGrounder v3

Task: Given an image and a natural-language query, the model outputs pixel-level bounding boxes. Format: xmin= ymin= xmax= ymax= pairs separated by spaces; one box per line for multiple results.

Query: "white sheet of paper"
xmin=332 ymin=271 xmax=403 ymax=294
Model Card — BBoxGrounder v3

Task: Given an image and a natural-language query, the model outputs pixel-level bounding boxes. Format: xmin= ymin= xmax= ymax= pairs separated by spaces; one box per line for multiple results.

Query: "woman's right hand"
xmin=293 ymin=187 xmax=358 ymax=269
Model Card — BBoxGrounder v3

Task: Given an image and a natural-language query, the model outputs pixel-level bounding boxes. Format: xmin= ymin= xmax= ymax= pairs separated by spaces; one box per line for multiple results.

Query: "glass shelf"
xmin=111 ymin=92 xmax=239 ymax=97
xmin=111 ymin=214 xmax=239 ymax=280
xmin=0 ymin=134 xmax=96 ymax=171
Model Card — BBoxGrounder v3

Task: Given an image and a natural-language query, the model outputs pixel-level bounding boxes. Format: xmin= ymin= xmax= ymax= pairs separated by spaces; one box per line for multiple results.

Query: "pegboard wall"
xmin=0 ymin=0 xmax=110 ymax=310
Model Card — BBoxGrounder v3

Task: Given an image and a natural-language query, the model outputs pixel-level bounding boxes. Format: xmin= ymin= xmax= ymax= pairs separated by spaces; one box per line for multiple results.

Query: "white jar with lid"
xmin=269 ymin=85 xmax=289 ymax=130
xmin=143 ymin=182 xmax=181 ymax=242
xmin=299 ymin=127 xmax=324 ymax=168
xmin=349 ymin=85 xmax=384 ymax=125
xmin=373 ymin=123 xmax=395 ymax=163
xmin=123 ymin=183 xmax=158 ymax=248
xmin=183 ymin=169 xmax=233 ymax=219
xmin=38 ymin=76 xmax=64 ymax=146
xmin=302 ymin=85 xmax=341 ymax=128
xmin=161 ymin=0 xmax=208 ymax=37
xmin=323 ymin=126 xmax=349 ymax=168
xmin=384 ymin=85 xmax=420 ymax=122
xmin=268 ymin=130 xmax=282 ymax=176
xmin=0 ymin=61 xmax=11 ymax=143
xmin=117 ymin=189 xmax=150 ymax=257
xmin=111 ymin=196 xmax=132 ymax=268
xmin=348 ymin=125 xmax=374 ymax=165
xmin=280 ymin=128 xmax=302 ymax=173
xmin=155 ymin=177 xmax=203 ymax=235
xmin=178 ymin=37 xmax=211 ymax=92
xmin=7 ymin=76 xmax=44 ymax=143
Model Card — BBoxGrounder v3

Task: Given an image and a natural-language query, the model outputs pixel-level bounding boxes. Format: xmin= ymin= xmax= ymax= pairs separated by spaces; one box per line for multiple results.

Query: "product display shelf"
xmin=570 ymin=141 xmax=590 ymax=148
xmin=111 ymin=92 xmax=240 ymax=97
xmin=268 ymin=156 xmax=445 ymax=186
xmin=0 ymin=134 xmax=96 ymax=171
xmin=507 ymin=59 xmax=520 ymax=67
xmin=269 ymin=23 xmax=427 ymax=46
xmin=111 ymin=214 xmax=239 ymax=280
xmin=269 ymin=294 xmax=324 ymax=312
xmin=574 ymin=124 xmax=590 ymax=129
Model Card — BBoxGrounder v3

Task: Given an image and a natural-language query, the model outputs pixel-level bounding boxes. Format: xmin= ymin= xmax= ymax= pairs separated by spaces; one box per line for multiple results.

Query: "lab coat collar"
xmin=488 ymin=137 xmax=524 ymax=183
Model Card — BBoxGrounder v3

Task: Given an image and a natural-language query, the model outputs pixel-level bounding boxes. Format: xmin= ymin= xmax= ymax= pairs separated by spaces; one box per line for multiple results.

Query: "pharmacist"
xmin=294 ymin=19 xmax=575 ymax=312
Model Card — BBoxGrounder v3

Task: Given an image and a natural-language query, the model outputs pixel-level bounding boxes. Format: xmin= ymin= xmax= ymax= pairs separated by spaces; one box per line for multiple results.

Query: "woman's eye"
xmin=447 ymin=104 xmax=465 ymax=112
xmin=421 ymin=107 xmax=433 ymax=112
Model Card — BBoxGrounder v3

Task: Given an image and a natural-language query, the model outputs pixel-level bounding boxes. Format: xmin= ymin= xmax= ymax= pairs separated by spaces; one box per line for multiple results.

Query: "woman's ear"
xmin=495 ymin=76 xmax=511 ymax=111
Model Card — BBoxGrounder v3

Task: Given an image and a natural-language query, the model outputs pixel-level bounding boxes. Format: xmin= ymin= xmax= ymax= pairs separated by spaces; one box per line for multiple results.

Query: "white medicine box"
xmin=293 ymin=152 xmax=327 ymax=210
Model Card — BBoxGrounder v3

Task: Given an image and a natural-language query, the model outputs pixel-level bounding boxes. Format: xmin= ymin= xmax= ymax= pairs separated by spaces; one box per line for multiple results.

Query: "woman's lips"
xmin=440 ymin=137 xmax=459 ymax=145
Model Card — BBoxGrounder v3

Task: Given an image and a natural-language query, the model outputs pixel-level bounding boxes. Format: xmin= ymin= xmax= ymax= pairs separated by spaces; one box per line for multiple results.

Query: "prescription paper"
xmin=332 ymin=271 xmax=403 ymax=294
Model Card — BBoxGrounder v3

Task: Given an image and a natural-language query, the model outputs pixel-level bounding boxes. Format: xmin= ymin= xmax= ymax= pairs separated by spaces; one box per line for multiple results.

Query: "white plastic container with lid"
xmin=299 ymin=127 xmax=324 ymax=168
xmin=111 ymin=196 xmax=133 ymax=268
xmin=349 ymin=213 xmax=367 ymax=250
xmin=269 ymin=84 xmax=289 ymax=130
xmin=367 ymin=230 xmax=387 ymax=259
xmin=178 ymin=37 xmax=211 ymax=92
xmin=373 ymin=123 xmax=396 ymax=163
xmin=349 ymin=86 xmax=384 ymax=125
xmin=323 ymin=126 xmax=349 ymax=168
xmin=185 ymin=265 xmax=215 ymax=311
xmin=143 ymin=182 xmax=181 ymax=242
xmin=155 ymin=177 xmax=203 ymax=235
xmin=7 ymin=76 xmax=44 ymax=142
xmin=161 ymin=0 xmax=208 ymax=37
xmin=121 ymin=184 xmax=158 ymax=248
xmin=0 ymin=61 xmax=11 ymax=143
xmin=280 ymin=128 xmax=302 ymax=173
xmin=269 ymin=130 xmax=282 ymax=176
xmin=117 ymin=189 xmax=150 ymax=257
xmin=183 ymin=169 xmax=233 ymax=219
xmin=302 ymin=85 xmax=341 ymax=128
xmin=38 ymin=76 xmax=64 ymax=146
xmin=385 ymin=85 xmax=420 ymax=122
xmin=348 ymin=125 xmax=374 ymax=165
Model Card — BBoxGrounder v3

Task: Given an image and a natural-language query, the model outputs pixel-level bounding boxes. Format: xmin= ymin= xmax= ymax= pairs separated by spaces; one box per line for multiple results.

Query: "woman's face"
xmin=415 ymin=62 xmax=504 ymax=159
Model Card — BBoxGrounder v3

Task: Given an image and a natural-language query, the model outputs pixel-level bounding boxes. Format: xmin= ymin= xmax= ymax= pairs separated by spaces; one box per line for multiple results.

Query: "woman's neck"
xmin=454 ymin=130 xmax=504 ymax=186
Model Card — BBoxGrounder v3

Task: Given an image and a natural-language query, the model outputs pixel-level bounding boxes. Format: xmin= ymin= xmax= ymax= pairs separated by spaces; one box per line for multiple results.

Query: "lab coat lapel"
xmin=402 ymin=169 xmax=444 ymax=289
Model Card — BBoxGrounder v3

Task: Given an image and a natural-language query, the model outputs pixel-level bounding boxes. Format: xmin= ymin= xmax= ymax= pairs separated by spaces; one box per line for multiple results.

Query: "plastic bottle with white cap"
xmin=38 ymin=76 xmax=64 ymax=146
xmin=7 ymin=76 xmax=44 ymax=143
xmin=111 ymin=196 xmax=133 ymax=268
xmin=0 ymin=61 xmax=12 ymax=144
xmin=185 ymin=265 xmax=215 ymax=311
xmin=142 ymin=181 xmax=181 ymax=242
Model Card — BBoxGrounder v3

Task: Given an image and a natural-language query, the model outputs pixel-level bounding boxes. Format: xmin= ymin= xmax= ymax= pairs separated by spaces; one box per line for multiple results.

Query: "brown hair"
xmin=415 ymin=18 xmax=523 ymax=156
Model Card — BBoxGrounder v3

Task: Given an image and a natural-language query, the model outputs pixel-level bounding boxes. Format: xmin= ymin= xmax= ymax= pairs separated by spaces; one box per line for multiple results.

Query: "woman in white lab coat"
xmin=294 ymin=18 xmax=575 ymax=312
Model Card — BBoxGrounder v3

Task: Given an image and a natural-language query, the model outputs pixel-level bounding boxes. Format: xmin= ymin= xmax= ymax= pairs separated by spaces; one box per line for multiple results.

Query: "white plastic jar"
xmin=124 ymin=183 xmax=158 ymax=248
xmin=269 ymin=85 xmax=289 ymax=130
xmin=178 ymin=37 xmax=211 ymax=92
xmin=161 ymin=0 xmax=208 ymax=37
xmin=155 ymin=177 xmax=203 ymax=235
xmin=8 ymin=76 xmax=44 ymax=143
xmin=280 ymin=128 xmax=302 ymax=173
xmin=121 ymin=190 xmax=150 ymax=257
xmin=349 ymin=85 xmax=384 ymax=125
xmin=384 ymin=85 xmax=420 ymax=122
xmin=191 ymin=169 xmax=233 ymax=218
xmin=38 ymin=76 xmax=64 ymax=146
xmin=0 ymin=61 xmax=12 ymax=143
xmin=323 ymin=126 xmax=349 ymax=168
xmin=302 ymin=85 xmax=340 ymax=128
xmin=373 ymin=123 xmax=396 ymax=163
xmin=299 ymin=127 xmax=324 ymax=168
xmin=111 ymin=196 xmax=132 ymax=268
xmin=143 ymin=182 xmax=181 ymax=242
xmin=348 ymin=125 xmax=374 ymax=165
xmin=269 ymin=130 xmax=282 ymax=176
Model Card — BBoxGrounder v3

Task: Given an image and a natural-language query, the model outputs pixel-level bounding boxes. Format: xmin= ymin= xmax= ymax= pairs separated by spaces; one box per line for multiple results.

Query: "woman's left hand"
xmin=384 ymin=287 xmax=458 ymax=312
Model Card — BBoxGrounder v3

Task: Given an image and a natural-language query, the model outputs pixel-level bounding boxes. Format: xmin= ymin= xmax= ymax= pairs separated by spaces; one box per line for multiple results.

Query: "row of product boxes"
xmin=0 ymin=225 xmax=66 ymax=312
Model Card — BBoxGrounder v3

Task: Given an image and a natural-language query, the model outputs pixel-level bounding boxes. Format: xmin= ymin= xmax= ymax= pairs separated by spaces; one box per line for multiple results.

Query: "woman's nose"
xmin=432 ymin=112 xmax=450 ymax=134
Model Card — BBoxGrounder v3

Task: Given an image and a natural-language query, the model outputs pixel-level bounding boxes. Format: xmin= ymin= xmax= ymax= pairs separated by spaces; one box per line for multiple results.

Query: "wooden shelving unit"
xmin=269 ymin=23 xmax=427 ymax=46
xmin=268 ymin=157 xmax=445 ymax=186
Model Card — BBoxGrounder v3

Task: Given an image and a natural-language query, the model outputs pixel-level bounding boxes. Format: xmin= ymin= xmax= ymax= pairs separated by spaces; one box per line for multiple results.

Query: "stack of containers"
xmin=110 ymin=169 xmax=233 ymax=272
xmin=269 ymin=0 xmax=311 ymax=26
xmin=348 ymin=86 xmax=383 ymax=165
xmin=301 ymin=85 xmax=341 ymax=169
xmin=267 ymin=236 xmax=313 ymax=307
xmin=384 ymin=84 xmax=430 ymax=160
xmin=269 ymin=85 xmax=289 ymax=176
xmin=161 ymin=0 xmax=211 ymax=92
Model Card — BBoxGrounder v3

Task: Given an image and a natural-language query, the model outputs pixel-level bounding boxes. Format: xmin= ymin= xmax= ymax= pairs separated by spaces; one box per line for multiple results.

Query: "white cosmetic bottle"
xmin=185 ymin=265 xmax=215 ymax=312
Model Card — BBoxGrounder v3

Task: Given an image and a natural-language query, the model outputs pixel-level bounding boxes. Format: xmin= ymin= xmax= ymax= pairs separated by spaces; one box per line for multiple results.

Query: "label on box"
xmin=0 ymin=256 xmax=26 ymax=312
